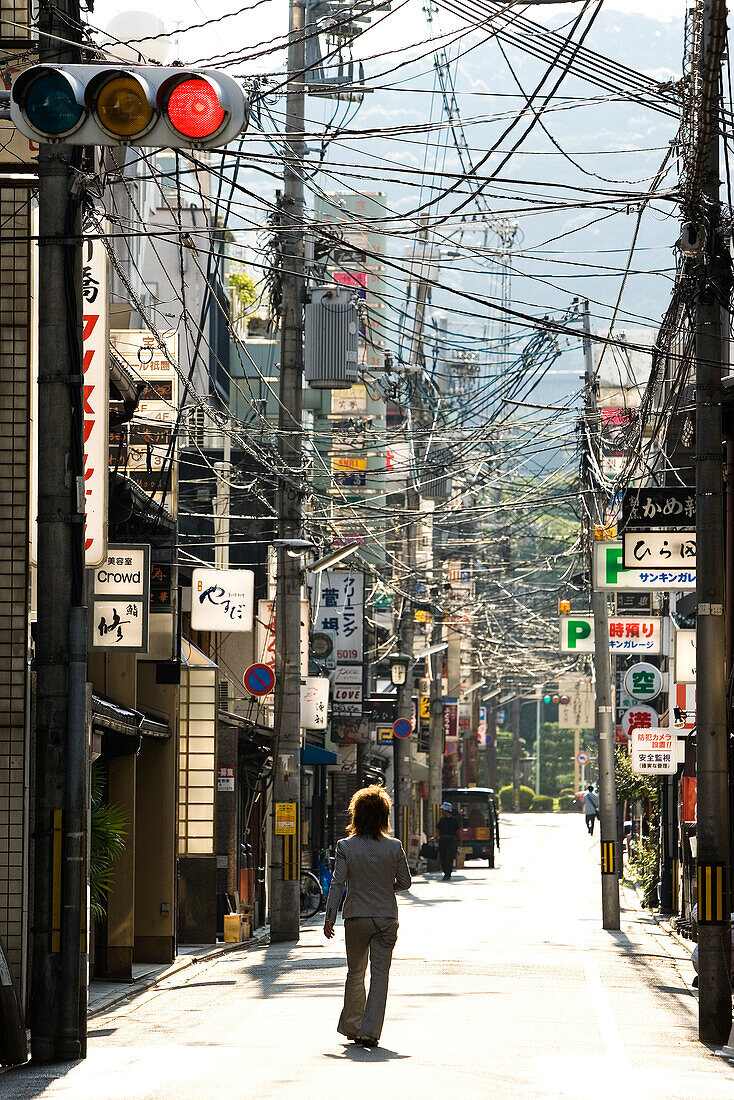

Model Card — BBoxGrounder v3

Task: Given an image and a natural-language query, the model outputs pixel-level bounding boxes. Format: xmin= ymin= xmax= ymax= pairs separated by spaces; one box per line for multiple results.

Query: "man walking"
xmin=433 ymin=801 xmax=461 ymax=881
xmin=582 ymin=784 xmax=599 ymax=835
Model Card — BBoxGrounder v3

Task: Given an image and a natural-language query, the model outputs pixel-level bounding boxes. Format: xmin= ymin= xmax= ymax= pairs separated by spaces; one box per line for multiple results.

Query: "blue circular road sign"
xmin=243 ymin=663 xmax=276 ymax=697
xmin=393 ymin=717 xmax=411 ymax=739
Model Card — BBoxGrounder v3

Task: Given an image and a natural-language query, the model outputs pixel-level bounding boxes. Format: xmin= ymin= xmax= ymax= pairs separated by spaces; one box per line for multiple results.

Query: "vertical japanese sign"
xmin=255 ymin=599 xmax=309 ymax=706
xmin=82 ymin=229 xmax=109 ymax=565
xmin=31 ymin=215 xmax=109 ymax=565
xmin=312 ymin=570 xmax=364 ymax=663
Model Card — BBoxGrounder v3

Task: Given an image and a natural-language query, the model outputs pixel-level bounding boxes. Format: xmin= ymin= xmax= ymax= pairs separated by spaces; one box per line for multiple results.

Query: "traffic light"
xmin=10 ymin=65 xmax=248 ymax=149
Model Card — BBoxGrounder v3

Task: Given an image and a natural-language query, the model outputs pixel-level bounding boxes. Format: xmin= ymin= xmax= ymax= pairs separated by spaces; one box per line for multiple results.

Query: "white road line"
xmin=581 ymin=950 xmax=632 ymax=1072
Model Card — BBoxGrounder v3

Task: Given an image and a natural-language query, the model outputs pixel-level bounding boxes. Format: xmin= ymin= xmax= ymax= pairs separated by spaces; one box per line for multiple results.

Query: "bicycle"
xmin=300 ymin=869 xmax=323 ymax=919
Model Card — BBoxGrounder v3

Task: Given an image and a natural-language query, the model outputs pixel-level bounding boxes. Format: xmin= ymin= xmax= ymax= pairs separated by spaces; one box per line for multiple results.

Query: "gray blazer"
xmin=325 ymin=834 xmax=412 ymax=923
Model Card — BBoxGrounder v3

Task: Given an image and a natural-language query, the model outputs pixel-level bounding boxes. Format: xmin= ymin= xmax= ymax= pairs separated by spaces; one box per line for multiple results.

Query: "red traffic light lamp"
xmin=10 ymin=65 xmax=248 ymax=149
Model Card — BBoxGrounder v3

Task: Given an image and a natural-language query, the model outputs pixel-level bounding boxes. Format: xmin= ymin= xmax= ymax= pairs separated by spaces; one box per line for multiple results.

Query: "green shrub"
xmin=559 ymin=787 xmax=575 ymax=798
xmin=558 ymin=793 xmax=581 ymax=812
xmin=498 ymin=785 xmax=514 ymax=811
xmin=531 ymin=794 xmax=553 ymax=812
xmin=629 ymin=834 xmax=659 ymax=908
xmin=498 ymin=784 xmax=535 ymax=810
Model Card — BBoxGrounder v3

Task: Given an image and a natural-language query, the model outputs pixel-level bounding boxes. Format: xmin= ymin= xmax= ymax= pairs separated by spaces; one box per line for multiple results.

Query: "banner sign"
xmin=559 ymin=617 xmax=662 ymax=654
xmin=622 ymin=488 xmax=695 ymax=531
xmin=301 ymin=677 xmax=330 ymax=730
xmin=255 ymin=599 xmax=309 ymax=705
xmin=190 ymin=568 xmax=254 ymax=631
xmin=312 ymin=569 xmax=364 ymax=663
xmin=594 ymin=542 xmax=695 ymax=591
xmin=332 ymin=665 xmax=363 ymax=717
xmin=442 ymin=699 xmax=458 ymax=739
xmin=558 ymin=675 xmax=595 ymax=729
xmin=623 ymin=531 xmax=696 ymax=570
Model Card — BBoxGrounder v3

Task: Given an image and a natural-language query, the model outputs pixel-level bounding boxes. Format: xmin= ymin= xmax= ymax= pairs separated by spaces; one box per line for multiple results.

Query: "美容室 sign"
xmin=623 ymin=531 xmax=696 ymax=570
xmin=89 ymin=544 xmax=149 ymax=652
xmin=191 ymin=568 xmax=254 ymax=631
xmin=559 ymin=617 xmax=662 ymax=654
xmin=593 ymin=542 xmax=695 ymax=590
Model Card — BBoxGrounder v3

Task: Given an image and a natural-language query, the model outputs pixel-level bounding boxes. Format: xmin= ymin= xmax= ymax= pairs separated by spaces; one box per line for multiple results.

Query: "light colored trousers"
xmin=337 ymin=917 xmax=398 ymax=1040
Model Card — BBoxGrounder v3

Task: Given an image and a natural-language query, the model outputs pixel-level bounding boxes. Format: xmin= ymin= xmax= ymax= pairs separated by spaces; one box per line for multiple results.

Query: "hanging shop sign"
xmin=622 ymin=488 xmax=695 ymax=531
xmin=375 ymin=724 xmax=393 ymax=744
xmin=623 ymin=531 xmax=696 ymax=570
xmin=255 ymin=599 xmax=309 ymax=705
xmin=110 ymin=328 xmax=179 ymax=511
xmin=623 ymin=662 xmax=663 ymax=702
xmin=301 ymin=677 xmax=330 ymax=730
xmin=630 ymin=726 xmax=678 ymax=775
xmin=332 ymin=665 xmax=363 ymax=718
xmin=558 ymin=675 xmax=595 ymax=730
xmin=311 ymin=569 xmax=364 ymax=663
xmin=559 ymin=617 xmax=662 ymax=654
xmin=190 ymin=568 xmax=254 ymax=632
xmin=310 ymin=630 xmax=336 ymax=668
xmin=674 ymin=629 xmax=696 ymax=683
xmin=594 ymin=542 xmax=695 ymax=591
xmin=89 ymin=544 xmax=149 ymax=652
xmin=442 ymin=699 xmax=458 ymax=739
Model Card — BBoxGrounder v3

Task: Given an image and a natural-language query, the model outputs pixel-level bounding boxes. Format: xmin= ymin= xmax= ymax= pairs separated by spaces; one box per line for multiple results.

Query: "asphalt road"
xmin=4 ymin=812 xmax=734 ymax=1099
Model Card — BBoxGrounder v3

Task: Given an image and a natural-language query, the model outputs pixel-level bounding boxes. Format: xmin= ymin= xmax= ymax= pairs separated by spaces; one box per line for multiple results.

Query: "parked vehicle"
xmin=442 ymin=787 xmax=500 ymax=867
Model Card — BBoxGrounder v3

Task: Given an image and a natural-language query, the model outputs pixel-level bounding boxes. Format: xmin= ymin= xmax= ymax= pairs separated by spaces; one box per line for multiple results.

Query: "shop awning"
xmin=301 ymin=744 xmax=339 ymax=766
xmin=91 ymin=692 xmax=171 ymax=740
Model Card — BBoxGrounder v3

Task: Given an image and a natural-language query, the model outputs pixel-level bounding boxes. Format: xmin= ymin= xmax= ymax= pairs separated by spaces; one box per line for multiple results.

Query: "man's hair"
xmin=588 ymin=784 xmax=594 ymax=791
xmin=347 ymin=784 xmax=392 ymax=839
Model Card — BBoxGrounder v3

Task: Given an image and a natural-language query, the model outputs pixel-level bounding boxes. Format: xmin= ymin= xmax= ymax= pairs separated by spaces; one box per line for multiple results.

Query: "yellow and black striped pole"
xmin=697 ymin=863 xmax=727 ymax=925
xmin=601 ymin=840 xmax=616 ymax=876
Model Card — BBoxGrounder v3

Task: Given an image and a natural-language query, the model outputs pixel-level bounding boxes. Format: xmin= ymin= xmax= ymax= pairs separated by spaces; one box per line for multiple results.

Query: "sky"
xmin=91 ymin=0 xmax=691 ymax=70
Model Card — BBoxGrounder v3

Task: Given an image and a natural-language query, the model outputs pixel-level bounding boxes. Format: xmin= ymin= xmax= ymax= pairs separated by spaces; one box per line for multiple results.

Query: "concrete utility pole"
xmin=511 ymin=695 xmax=521 ymax=811
xmin=692 ymin=0 xmax=731 ymax=1044
xmin=30 ymin=0 xmax=88 ymax=1061
xmin=395 ymin=222 xmax=431 ymax=841
xmin=582 ymin=301 xmax=620 ymax=931
xmin=271 ymin=0 xmax=306 ymax=943
xmin=427 ymin=528 xmax=445 ymax=832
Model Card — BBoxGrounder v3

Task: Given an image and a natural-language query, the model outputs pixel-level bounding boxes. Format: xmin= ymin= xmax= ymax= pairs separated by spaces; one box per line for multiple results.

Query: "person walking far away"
xmin=433 ymin=801 xmax=461 ymax=881
xmin=582 ymin=784 xmax=599 ymax=835
xmin=324 ymin=784 xmax=412 ymax=1048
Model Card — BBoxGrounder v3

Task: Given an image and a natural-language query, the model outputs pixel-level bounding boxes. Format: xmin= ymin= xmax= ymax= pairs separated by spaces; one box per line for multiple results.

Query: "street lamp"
xmin=389 ymin=653 xmax=410 ymax=686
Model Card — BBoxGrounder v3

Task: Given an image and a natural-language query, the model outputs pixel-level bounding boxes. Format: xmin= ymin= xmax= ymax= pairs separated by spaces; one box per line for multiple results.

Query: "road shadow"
xmin=324 ymin=1043 xmax=410 ymax=1063
xmin=0 ymin=1059 xmax=79 ymax=1099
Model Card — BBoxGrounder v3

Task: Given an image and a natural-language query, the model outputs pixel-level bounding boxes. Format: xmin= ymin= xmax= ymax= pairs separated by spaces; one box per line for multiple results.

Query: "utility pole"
xmin=271 ymin=0 xmax=306 ymax=943
xmin=582 ymin=300 xmax=620 ymax=931
xmin=535 ymin=684 xmax=542 ymax=796
xmin=395 ymin=221 xmax=431 ymax=842
xmin=30 ymin=0 xmax=88 ymax=1062
xmin=428 ymin=518 xmax=444 ymax=834
xmin=511 ymin=695 xmax=521 ymax=811
xmin=692 ymin=0 xmax=731 ymax=1044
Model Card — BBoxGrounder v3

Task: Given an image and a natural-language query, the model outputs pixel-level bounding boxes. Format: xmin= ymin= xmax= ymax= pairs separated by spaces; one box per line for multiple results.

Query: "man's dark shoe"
xmin=358 ymin=1037 xmax=378 ymax=1047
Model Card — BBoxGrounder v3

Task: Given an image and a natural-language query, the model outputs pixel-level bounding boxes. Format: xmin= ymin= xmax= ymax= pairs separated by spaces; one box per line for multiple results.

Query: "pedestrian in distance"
xmin=582 ymin=784 xmax=599 ymax=835
xmin=432 ymin=801 xmax=461 ymax=880
xmin=324 ymin=784 xmax=412 ymax=1049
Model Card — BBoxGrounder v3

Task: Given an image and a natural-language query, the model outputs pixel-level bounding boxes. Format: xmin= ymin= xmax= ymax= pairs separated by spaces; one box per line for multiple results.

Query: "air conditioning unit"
xmin=218 ymin=679 xmax=230 ymax=711
xmin=304 ymin=286 xmax=360 ymax=389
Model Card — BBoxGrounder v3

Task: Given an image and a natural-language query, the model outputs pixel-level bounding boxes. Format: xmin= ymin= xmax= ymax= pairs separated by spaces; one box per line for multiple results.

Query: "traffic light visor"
xmin=93 ymin=73 xmax=154 ymax=138
xmin=163 ymin=77 xmax=226 ymax=139
xmin=22 ymin=69 xmax=84 ymax=135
